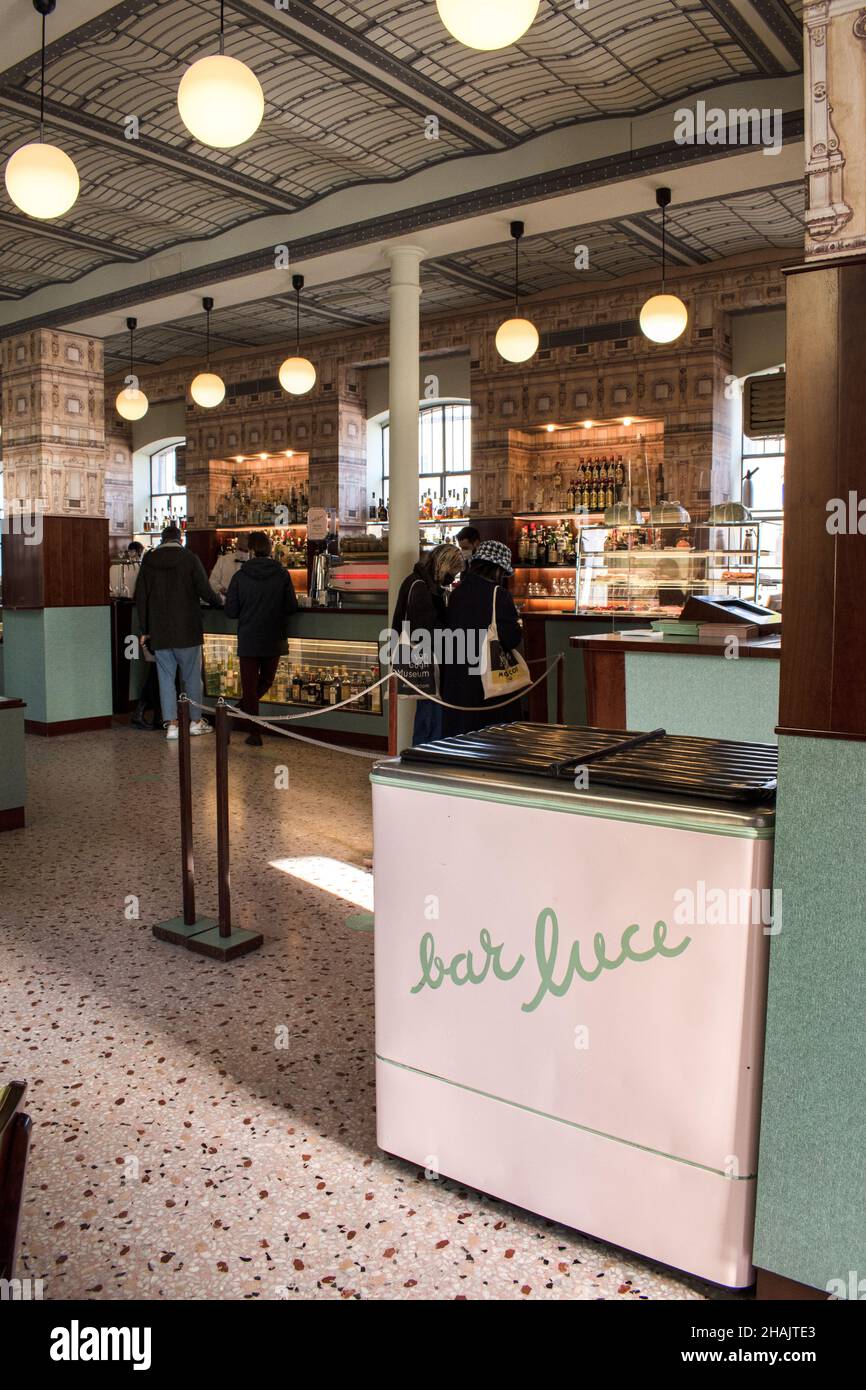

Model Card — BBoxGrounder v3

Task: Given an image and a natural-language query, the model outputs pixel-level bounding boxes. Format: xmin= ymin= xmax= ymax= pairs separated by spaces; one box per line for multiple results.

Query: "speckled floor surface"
xmin=0 ymin=725 xmax=735 ymax=1301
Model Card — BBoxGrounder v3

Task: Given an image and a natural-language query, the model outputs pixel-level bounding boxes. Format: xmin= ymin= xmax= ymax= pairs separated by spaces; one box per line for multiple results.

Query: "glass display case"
xmin=575 ymin=522 xmax=776 ymax=617
xmin=203 ymin=634 xmax=383 ymax=713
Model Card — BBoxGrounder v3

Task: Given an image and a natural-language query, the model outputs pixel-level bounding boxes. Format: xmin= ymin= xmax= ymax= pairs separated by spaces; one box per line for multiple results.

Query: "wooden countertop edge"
xmin=0 ymin=698 xmax=27 ymax=711
xmin=569 ymin=632 xmax=781 ymax=659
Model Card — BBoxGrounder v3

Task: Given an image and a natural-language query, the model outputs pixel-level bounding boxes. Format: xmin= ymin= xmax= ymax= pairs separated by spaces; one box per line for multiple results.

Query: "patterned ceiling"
xmin=0 ymin=0 xmax=804 ymax=300
xmin=101 ymin=180 xmax=805 ymax=372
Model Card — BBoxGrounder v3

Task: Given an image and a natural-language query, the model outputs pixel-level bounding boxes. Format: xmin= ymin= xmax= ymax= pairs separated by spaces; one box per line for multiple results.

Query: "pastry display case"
xmin=575 ymin=522 xmax=773 ymax=617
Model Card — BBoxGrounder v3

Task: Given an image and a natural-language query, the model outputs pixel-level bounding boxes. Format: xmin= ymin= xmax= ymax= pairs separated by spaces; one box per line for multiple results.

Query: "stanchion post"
xmin=186 ymin=700 xmax=263 ymax=962
xmin=215 ymin=700 xmax=232 ymax=938
xmin=388 ymin=672 xmax=398 ymax=756
xmin=556 ymin=655 xmax=565 ymax=726
xmin=151 ymin=695 xmax=218 ymax=946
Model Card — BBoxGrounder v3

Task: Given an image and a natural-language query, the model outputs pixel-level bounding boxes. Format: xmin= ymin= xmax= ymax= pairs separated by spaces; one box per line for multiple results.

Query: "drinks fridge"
xmin=371 ymin=724 xmax=777 ymax=1287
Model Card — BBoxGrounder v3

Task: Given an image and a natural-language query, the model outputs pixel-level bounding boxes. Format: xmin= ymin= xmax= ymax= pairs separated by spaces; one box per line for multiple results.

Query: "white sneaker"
xmin=190 ymin=719 xmax=213 ymax=736
xmin=165 ymin=723 xmax=179 ymax=741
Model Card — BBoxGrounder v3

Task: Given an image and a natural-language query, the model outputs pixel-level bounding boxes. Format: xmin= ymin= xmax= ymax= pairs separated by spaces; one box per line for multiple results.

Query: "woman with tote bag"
xmin=440 ymin=540 xmax=528 ymax=738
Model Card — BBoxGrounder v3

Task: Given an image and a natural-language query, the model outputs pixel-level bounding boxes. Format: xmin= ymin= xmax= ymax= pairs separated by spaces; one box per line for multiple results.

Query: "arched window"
xmin=379 ymin=403 xmax=471 ymax=517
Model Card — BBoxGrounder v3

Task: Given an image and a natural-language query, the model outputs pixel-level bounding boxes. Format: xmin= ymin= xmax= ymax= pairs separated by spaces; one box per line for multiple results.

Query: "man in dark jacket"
xmin=135 ymin=524 xmax=223 ymax=740
xmin=440 ymin=540 xmax=523 ymax=738
xmin=224 ymin=531 xmax=299 ymax=745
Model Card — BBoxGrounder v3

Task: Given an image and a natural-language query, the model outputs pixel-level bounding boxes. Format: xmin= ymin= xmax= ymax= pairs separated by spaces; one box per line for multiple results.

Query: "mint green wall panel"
xmin=753 ymin=736 xmax=866 ymax=1291
xmin=43 ymin=608 xmax=112 ymax=723
xmin=1 ymin=607 xmax=112 ymax=724
xmin=626 ymin=652 xmax=779 ymax=743
xmin=2 ymin=610 xmax=49 ymax=722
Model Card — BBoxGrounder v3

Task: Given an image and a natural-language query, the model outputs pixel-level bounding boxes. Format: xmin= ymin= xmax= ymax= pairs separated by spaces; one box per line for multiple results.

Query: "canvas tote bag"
xmin=479 ymin=585 xmax=531 ymax=700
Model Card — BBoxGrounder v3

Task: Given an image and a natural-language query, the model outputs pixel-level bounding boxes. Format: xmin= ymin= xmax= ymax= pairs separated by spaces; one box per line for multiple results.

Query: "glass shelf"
xmin=203 ymin=634 xmax=382 ymax=714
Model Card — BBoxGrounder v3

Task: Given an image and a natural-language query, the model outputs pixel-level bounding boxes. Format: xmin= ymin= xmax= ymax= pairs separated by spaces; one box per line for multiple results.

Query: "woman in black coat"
xmin=440 ymin=540 xmax=524 ymax=738
xmin=391 ymin=543 xmax=464 ymax=746
xmin=224 ymin=531 xmax=298 ymax=744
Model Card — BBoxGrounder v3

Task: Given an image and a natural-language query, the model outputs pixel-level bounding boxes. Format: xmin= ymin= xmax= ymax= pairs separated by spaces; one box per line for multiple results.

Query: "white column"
xmin=385 ymin=244 xmax=425 ymax=751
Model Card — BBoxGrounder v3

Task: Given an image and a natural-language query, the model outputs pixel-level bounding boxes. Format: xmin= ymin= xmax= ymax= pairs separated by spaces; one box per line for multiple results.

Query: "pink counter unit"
xmin=372 ymin=746 xmax=775 ymax=1287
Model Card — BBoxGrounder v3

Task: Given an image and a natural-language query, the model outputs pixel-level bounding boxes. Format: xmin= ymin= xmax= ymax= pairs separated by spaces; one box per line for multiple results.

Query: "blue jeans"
xmin=154 ymin=646 xmax=203 ymax=723
xmin=412 ymin=699 xmax=443 ymax=746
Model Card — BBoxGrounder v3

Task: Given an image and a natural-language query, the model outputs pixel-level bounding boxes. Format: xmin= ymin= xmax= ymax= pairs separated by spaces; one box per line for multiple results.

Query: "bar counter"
xmin=571 ymin=629 xmax=781 ymax=743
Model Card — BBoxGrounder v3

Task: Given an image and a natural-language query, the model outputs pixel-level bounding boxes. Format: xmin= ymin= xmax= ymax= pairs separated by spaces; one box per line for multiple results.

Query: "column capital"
xmin=384 ymin=244 xmax=427 ymax=282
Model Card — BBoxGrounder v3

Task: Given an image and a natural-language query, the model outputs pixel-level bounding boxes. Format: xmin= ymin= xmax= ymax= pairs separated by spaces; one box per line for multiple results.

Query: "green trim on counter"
xmin=370 ymin=770 xmax=774 ymax=839
xmin=377 ymin=1054 xmax=755 ymax=1181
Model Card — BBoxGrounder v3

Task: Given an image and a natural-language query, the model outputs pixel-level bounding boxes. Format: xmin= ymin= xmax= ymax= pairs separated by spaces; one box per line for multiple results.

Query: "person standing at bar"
xmin=441 ymin=540 xmax=523 ymax=738
xmin=391 ymin=542 xmax=464 ymax=746
xmin=224 ymin=530 xmax=299 ymax=746
xmin=210 ymin=532 xmax=250 ymax=595
xmin=135 ymin=524 xmax=223 ymax=740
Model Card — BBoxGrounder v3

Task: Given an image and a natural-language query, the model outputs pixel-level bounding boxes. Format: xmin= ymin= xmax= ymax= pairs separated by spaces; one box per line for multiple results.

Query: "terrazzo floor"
xmin=0 ymin=724 xmax=735 ymax=1302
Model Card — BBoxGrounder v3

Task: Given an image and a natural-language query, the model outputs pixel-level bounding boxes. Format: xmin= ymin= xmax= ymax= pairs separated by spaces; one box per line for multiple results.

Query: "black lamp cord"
xmin=129 ymin=325 xmax=134 ymax=381
xmin=514 ymin=235 xmax=520 ymax=315
xmin=661 ymin=203 xmax=667 ymax=293
xmin=205 ymin=308 xmax=210 ymax=369
xmin=219 ymin=0 xmax=225 ymax=55
xmin=296 ymin=285 xmax=301 ymax=355
xmin=39 ymin=10 xmax=46 ymax=142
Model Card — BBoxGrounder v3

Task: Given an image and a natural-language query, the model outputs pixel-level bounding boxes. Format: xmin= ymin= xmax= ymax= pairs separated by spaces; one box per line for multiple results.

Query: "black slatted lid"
xmin=402 ymin=723 xmax=777 ymax=803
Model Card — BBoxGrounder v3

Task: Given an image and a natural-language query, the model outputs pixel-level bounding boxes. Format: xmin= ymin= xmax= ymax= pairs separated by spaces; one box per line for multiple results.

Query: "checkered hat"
xmin=473 ymin=539 xmax=514 ymax=576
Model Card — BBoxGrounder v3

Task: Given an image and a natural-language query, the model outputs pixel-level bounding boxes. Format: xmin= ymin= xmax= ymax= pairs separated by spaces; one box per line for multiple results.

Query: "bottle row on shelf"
xmin=204 ymin=649 xmax=383 ymax=714
xmin=214 ymin=475 xmax=310 ymax=527
xmin=141 ymin=510 xmax=186 ymax=534
xmin=516 ymin=522 xmax=579 ymax=567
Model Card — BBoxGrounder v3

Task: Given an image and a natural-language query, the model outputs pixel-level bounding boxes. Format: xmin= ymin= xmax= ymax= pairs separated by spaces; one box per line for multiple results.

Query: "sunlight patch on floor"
xmin=269 ymin=855 xmax=374 ymax=910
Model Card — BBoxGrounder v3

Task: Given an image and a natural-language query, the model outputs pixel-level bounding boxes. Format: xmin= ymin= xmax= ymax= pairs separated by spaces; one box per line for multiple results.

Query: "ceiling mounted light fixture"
xmin=279 ymin=275 xmax=317 ymax=396
xmin=640 ymin=188 xmax=688 ymax=344
xmin=177 ymin=0 xmax=264 ymax=149
xmin=436 ymin=0 xmax=539 ymax=50
xmin=4 ymin=0 xmax=80 ymax=220
xmin=115 ymin=318 xmax=149 ymax=422
xmin=190 ymin=297 xmax=226 ymax=408
xmin=495 ymin=221 xmax=539 ymax=364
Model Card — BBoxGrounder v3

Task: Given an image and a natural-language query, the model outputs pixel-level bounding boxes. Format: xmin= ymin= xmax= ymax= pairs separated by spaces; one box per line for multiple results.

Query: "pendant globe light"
xmin=177 ymin=0 xmax=264 ymax=149
xmin=436 ymin=0 xmax=539 ymax=50
xmin=495 ymin=221 xmax=539 ymax=364
xmin=279 ymin=275 xmax=317 ymax=396
xmin=190 ymin=297 xmax=226 ymax=408
xmin=115 ymin=319 xmax=149 ymax=422
xmin=4 ymin=0 xmax=79 ymax=221
xmin=640 ymin=188 xmax=688 ymax=344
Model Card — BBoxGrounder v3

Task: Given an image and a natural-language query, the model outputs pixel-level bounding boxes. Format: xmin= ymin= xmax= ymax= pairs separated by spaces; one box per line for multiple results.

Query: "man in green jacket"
xmin=135 ymin=525 xmax=224 ymax=740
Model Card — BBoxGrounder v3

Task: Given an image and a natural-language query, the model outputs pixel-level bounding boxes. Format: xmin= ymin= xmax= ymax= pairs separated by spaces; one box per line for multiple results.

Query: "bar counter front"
xmin=572 ymin=630 xmax=781 ymax=744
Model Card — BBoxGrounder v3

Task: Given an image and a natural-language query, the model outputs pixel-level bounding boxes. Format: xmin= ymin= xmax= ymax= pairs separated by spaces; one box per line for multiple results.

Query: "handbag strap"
xmin=489 ymin=583 xmax=501 ymax=644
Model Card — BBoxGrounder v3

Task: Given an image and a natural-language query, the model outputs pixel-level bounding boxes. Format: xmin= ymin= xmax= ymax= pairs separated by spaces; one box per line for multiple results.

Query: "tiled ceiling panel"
xmin=0 ymin=0 xmax=804 ymax=300
xmin=101 ymin=180 xmax=805 ymax=373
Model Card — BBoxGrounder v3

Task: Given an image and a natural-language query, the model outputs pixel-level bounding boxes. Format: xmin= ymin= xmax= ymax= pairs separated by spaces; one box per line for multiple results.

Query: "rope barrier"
xmin=182 ymin=651 xmax=563 ymax=759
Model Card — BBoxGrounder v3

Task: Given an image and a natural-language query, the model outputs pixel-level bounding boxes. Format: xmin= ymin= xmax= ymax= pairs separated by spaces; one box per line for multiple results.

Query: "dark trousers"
xmin=239 ymin=656 xmax=280 ymax=733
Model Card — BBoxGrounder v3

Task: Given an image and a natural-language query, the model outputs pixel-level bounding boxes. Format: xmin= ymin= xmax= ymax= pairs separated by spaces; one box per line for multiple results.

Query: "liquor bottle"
xmin=566 ymin=481 xmax=575 ymax=511
xmin=548 ymin=531 xmax=559 ymax=566
xmin=656 ymin=460 xmax=666 ymax=503
xmin=528 ymin=526 xmax=538 ymax=564
xmin=378 ymin=497 xmax=388 ymax=521
xmin=517 ymin=527 xmax=529 ymax=563
xmin=605 ymin=481 xmax=615 ymax=509
xmin=370 ymin=493 xmax=378 ymax=521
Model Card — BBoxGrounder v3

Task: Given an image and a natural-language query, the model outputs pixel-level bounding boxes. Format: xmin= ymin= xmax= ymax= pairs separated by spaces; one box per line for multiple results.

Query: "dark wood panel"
xmin=25 ymin=715 xmax=112 ymax=736
xmin=2 ymin=516 xmax=109 ymax=608
xmin=583 ymin=649 xmax=626 ymax=728
xmin=777 ymin=267 xmax=839 ymax=733
xmin=756 ymin=1269 xmax=826 ymax=1301
xmin=829 ymin=264 xmax=866 ymax=734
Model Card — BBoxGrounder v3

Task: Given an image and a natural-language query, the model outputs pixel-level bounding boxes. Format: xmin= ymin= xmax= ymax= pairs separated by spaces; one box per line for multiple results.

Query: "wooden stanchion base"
xmin=152 ymin=916 xmax=218 ymax=946
xmin=185 ymin=925 xmax=264 ymax=961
